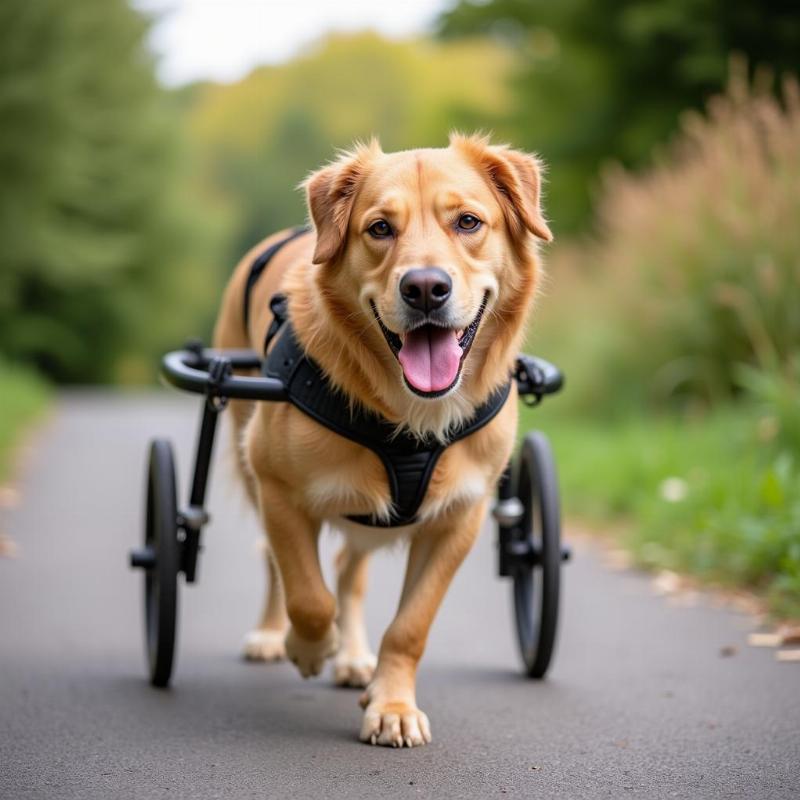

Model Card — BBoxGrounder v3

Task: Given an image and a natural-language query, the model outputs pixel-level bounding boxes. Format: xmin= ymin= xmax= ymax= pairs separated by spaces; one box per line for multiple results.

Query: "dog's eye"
xmin=456 ymin=213 xmax=481 ymax=232
xmin=367 ymin=219 xmax=393 ymax=239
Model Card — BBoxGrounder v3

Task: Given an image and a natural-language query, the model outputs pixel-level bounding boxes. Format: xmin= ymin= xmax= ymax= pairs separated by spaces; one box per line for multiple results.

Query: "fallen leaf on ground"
xmin=652 ymin=570 xmax=682 ymax=595
xmin=747 ymin=632 xmax=782 ymax=648
xmin=777 ymin=626 xmax=800 ymax=646
xmin=0 ymin=486 xmax=20 ymax=509
xmin=0 ymin=533 xmax=19 ymax=558
xmin=775 ymin=649 xmax=800 ymax=663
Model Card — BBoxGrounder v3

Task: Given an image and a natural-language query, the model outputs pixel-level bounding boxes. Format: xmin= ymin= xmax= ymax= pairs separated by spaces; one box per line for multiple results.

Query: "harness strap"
xmin=264 ymin=321 xmax=511 ymax=527
xmin=242 ymin=230 xmax=511 ymax=528
xmin=264 ymin=293 xmax=289 ymax=354
xmin=242 ymin=226 xmax=310 ymax=330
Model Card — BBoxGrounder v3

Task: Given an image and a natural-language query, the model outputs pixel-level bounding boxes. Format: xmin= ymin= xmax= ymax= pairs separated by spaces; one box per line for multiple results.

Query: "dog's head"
xmin=303 ymin=133 xmax=551 ymax=434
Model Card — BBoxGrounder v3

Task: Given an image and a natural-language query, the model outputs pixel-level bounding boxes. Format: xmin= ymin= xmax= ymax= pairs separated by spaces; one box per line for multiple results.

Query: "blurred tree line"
xmin=180 ymin=32 xmax=515 ymax=281
xmin=1 ymin=0 xmax=798 ymax=384
xmin=0 ymin=0 xmax=213 ymax=383
xmin=438 ymin=0 xmax=800 ymax=231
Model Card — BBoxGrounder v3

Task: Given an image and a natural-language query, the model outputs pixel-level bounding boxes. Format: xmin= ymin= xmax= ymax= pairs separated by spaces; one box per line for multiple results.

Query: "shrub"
xmin=543 ymin=60 xmax=800 ymax=410
xmin=0 ymin=358 xmax=49 ymax=481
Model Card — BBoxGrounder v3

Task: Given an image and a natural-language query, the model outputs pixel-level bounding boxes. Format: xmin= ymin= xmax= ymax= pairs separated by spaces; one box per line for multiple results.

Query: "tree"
xmin=438 ymin=0 xmax=800 ymax=231
xmin=0 ymin=0 xmax=207 ymax=382
xmin=183 ymin=32 xmax=516 ymax=271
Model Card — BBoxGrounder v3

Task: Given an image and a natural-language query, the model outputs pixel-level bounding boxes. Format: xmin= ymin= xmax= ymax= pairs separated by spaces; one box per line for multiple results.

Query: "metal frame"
xmin=129 ymin=338 xmax=569 ymax=685
xmin=152 ymin=342 xmax=567 ymax=583
xmin=134 ymin=341 xmax=565 ymax=595
xmin=160 ymin=344 xmax=563 ymax=403
xmin=175 ymin=343 xmax=554 ymax=560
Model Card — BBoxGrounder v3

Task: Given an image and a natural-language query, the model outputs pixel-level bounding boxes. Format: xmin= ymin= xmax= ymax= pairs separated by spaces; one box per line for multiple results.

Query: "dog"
xmin=212 ymin=133 xmax=552 ymax=747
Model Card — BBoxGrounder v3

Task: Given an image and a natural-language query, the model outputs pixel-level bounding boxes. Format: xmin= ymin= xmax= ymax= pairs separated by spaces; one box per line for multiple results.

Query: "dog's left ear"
xmin=451 ymin=133 xmax=553 ymax=243
xmin=304 ymin=139 xmax=382 ymax=265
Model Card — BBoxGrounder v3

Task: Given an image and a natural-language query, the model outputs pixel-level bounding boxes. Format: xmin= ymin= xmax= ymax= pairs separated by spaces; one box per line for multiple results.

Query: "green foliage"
xmin=438 ymin=0 xmax=800 ymax=231
xmin=520 ymin=68 xmax=800 ymax=614
xmin=0 ymin=359 xmax=50 ymax=482
xmin=736 ymin=357 xmax=800 ymax=454
xmin=530 ymin=68 xmax=800 ymax=411
xmin=0 ymin=0 xmax=214 ymax=383
xmin=521 ymin=403 xmax=800 ymax=618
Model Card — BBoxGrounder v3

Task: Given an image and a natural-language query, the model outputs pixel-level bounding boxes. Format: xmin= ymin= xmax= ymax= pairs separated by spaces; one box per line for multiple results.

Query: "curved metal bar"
xmin=161 ymin=346 xmax=563 ymax=404
xmin=161 ymin=349 xmax=287 ymax=401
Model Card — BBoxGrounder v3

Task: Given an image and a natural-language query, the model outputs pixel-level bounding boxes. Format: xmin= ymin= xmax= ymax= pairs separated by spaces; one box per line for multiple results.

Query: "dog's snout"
xmin=399 ymin=268 xmax=452 ymax=312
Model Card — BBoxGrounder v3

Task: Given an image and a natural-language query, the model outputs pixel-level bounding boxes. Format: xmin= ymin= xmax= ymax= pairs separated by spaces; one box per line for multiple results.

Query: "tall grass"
xmin=589 ymin=59 xmax=800 ymax=407
xmin=523 ymin=62 xmax=800 ymax=618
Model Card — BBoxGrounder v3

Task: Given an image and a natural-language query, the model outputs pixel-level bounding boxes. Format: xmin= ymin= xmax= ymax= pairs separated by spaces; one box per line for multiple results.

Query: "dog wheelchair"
xmin=129 ymin=340 xmax=568 ymax=687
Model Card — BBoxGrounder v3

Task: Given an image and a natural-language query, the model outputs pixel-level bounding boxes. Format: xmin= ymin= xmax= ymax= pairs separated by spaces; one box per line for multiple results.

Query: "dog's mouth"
xmin=370 ymin=293 xmax=489 ymax=399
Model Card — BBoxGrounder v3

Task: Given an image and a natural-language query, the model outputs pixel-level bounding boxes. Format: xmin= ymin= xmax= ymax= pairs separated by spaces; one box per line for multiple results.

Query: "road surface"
xmin=1 ymin=392 xmax=798 ymax=799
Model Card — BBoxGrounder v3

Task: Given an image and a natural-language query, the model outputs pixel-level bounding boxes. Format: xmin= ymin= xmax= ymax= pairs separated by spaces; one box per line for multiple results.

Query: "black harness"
xmin=243 ymin=226 xmax=310 ymax=330
xmin=244 ymin=229 xmax=511 ymax=528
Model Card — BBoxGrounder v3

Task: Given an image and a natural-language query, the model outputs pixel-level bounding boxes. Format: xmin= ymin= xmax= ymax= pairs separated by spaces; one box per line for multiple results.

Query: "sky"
xmin=135 ymin=0 xmax=449 ymax=86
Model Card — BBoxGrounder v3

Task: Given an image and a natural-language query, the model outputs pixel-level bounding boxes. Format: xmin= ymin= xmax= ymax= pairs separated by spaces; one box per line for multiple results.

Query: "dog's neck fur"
xmin=282 ymin=243 xmax=539 ymax=442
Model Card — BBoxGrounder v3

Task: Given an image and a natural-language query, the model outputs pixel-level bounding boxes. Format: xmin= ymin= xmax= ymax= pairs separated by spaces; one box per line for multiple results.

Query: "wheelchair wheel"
xmin=512 ymin=431 xmax=561 ymax=678
xmin=141 ymin=438 xmax=179 ymax=687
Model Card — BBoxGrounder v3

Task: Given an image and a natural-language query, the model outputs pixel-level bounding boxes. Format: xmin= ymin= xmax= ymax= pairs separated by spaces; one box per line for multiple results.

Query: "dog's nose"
xmin=399 ymin=268 xmax=452 ymax=312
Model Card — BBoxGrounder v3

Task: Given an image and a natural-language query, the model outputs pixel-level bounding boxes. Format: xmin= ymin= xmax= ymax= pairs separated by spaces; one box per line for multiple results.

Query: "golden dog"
xmin=213 ymin=133 xmax=552 ymax=747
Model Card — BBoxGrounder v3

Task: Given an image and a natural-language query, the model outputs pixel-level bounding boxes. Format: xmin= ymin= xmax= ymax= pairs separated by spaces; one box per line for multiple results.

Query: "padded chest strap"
xmin=242 ymin=226 xmax=310 ymax=330
xmin=264 ymin=320 xmax=511 ymax=527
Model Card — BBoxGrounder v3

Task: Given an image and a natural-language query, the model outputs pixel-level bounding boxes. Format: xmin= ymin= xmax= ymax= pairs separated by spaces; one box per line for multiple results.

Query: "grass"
xmin=519 ymin=402 xmax=800 ymax=620
xmin=512 ymin=67 xmax=800 ymax=621
xmin=0 ymin=360 xmax=50 ymax=483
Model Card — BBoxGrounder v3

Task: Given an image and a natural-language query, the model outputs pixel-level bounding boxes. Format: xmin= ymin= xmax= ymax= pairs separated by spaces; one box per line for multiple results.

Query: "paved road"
xmin=1 ymin=392 xmax=798 ymax=800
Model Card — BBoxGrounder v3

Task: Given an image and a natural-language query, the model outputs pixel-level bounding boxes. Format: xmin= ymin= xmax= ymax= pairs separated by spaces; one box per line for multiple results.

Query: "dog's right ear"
xmin=303 ymin=139 xmax=382 ymax=265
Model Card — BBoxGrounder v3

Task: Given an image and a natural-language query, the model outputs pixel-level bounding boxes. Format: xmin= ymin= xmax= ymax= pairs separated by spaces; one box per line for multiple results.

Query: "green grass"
xmin=0 ymin=360 xmax=50 ymax=483
xmin=519 ymin=402 xmax=800 ymax=619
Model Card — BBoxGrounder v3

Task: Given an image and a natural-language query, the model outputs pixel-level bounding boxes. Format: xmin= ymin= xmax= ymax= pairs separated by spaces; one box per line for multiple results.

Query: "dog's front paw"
xmin=285 ymin=624 xmax=339 ymax=678
xmin=359 ymin=700 xmax=432 ymax=748
xmin=333 ymin=650 xmax=376 ymax=688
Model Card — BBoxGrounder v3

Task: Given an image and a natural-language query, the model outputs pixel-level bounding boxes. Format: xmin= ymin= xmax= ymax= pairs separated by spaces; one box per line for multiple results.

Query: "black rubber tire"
xmin=512 ymin=431 xmax=561 ymax=679
xmin=143 ymin=438 xmax=179 ymax=688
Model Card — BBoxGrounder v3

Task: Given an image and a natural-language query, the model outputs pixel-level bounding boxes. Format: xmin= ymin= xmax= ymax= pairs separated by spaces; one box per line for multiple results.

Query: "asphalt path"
xmin=1 ymin=392 xmax=798 ymax=800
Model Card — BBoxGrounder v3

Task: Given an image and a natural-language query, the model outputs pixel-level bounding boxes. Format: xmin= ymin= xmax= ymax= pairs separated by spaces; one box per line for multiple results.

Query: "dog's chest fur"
xmin=249 ymin=386 xmax=515 ymax=531
xmin=304 ymin=438 xmax=489 ymax=522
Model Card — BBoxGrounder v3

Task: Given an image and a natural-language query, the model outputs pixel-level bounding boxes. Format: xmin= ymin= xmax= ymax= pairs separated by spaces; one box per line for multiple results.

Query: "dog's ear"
xmin=303 ymin=139 xmax=382 ymax=265
xmin=450 ymin=133 xmax=552 ymax=243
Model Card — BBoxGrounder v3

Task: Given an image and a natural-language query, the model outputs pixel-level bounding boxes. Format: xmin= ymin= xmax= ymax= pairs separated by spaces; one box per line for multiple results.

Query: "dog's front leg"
xmin=257 ymin=477 xmax=339 ymax=678
xmin=359 ymin=500 xmax=486 ymax=747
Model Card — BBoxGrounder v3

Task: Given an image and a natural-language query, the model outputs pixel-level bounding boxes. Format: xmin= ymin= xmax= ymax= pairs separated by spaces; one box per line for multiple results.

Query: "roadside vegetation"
xmin=523 ymin=67 xmax=800 ymax=618
xmin=0 ymin=361 xmax=50 ymax=483
xmin=523 ymin=404 xmax=800 ymax=619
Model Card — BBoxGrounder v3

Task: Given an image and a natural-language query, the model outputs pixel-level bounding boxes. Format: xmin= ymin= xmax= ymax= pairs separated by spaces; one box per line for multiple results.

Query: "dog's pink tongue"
xmin=398 ymin=326 xmax=461 ymax=393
